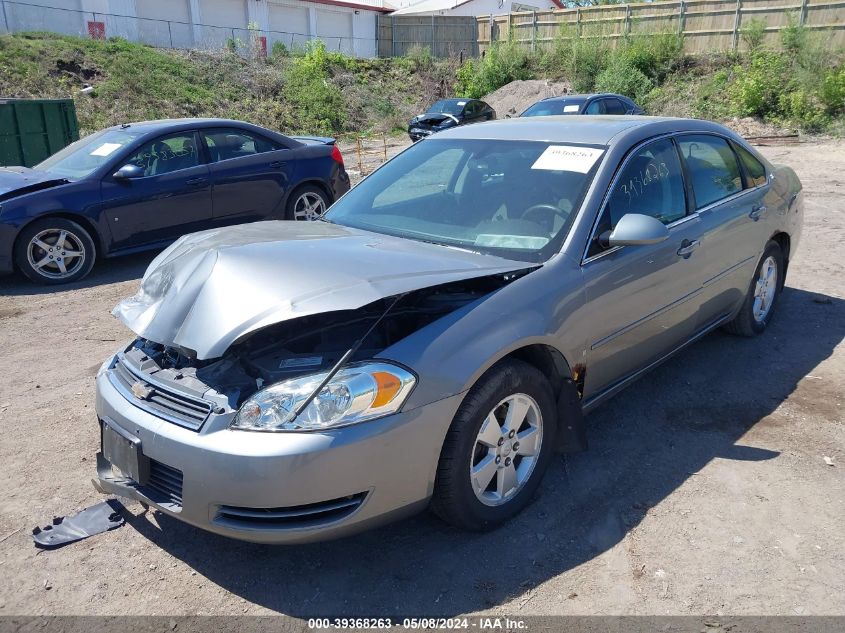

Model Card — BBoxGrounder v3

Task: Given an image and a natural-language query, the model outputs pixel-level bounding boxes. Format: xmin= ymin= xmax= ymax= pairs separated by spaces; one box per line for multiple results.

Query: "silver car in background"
xmin=93 ymin=116 xmax=803 ymax=543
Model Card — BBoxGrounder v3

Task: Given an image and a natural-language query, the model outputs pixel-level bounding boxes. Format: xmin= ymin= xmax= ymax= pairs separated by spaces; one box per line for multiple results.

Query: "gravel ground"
xmin=0 ymin=141 xmax=842 ymax=617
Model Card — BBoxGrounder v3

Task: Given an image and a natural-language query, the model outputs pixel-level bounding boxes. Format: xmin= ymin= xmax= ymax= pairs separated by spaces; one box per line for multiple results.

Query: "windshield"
xmin=521 ymin=101 xmax=582 ymax=117
xmin=427 ymin=100 xmax=466 ymax=116
xmin=325 ymin=139 xmax=604 ymax=263
xmin=35 ymin=129 xmax=144 ymax=179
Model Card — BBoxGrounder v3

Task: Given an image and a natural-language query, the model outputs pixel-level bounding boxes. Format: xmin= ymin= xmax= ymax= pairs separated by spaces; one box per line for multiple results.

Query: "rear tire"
xmin=431 ymin=359 xmax=557 ymax=531
xmin=285 ymin=184 xmax=330 ymax=221
xmin=14 ymin=218 xmax=96 ymax=285
xmin=723 ymin=240 xmax=783 ymax=337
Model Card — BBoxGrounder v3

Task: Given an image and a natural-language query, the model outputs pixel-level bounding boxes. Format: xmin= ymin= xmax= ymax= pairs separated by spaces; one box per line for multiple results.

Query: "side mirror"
xmin=601 ymin=213 xmax=670 ymax=247
xmin=112 ymin=164 xmax=144 ymax=181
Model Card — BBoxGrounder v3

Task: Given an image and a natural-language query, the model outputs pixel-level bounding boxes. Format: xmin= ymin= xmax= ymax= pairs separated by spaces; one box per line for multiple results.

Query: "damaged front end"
xmin=408 ymin=113 xmax=459 ymax=141
xmin=108 ymin=271 xmax=531 ymax=433
xmin=107 ymin=221 xmax=538 ymax=434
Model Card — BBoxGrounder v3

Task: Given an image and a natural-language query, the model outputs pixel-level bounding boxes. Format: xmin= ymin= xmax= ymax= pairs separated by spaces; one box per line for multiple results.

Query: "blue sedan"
xmin=0 ymin=118 xmax=350 ymax=284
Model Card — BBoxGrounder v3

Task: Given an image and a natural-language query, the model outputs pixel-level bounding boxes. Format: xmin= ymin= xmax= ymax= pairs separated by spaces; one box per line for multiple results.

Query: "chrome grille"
xmin=215 ymin=493 xmax=367 ymax=530
xmin=109 ymin=356 xmax=212 ymax=431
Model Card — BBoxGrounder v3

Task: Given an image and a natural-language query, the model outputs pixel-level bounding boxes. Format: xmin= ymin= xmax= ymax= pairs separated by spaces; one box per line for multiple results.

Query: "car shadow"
xmin=0 ymin=251 xmax=155 ymax=296
xmin=122 ymin=286 xmax=843 ymax=617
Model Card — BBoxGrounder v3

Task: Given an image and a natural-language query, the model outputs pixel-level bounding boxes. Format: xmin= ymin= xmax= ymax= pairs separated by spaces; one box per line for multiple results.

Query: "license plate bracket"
xmin=101 ymin=419 xmax=149 ymax=485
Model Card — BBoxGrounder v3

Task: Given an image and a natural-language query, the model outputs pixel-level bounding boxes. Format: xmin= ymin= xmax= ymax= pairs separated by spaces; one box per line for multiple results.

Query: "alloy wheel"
xmin=26 ymin=228 xmax=87 ymax=280
xmin=469 ymin=393 xmax=543 ymax=506
xmin=293 ymin=192 xmax=327 ymax=221
xmin=752 ymin=255 xmax=778 ymax=323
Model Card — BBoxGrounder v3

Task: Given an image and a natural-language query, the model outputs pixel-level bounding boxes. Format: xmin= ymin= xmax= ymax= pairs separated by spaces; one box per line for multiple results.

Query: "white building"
xmin=390 ymin=0 xmax=560 ymax=17
xmin=0 ymin=0 xmax=393 ymax=57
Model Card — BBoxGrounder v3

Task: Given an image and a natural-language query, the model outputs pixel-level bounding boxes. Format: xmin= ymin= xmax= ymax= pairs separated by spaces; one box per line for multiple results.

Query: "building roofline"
xmin=310 ymin=0 xmax=394 ymax=13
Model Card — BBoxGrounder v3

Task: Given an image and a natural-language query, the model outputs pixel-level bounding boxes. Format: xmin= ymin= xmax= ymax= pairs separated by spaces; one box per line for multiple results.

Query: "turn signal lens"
xmin=372 ymin=371 xmax=402 ymax=408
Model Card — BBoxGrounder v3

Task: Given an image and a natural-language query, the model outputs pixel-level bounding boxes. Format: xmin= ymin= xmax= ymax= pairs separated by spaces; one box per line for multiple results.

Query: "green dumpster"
xmin=0 ymin=98 xmax=80 ymax=167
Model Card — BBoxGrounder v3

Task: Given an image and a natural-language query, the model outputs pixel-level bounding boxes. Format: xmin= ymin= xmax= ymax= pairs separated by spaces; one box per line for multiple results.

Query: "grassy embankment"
xmin=1 ymin=24 xmax=842 ymax=138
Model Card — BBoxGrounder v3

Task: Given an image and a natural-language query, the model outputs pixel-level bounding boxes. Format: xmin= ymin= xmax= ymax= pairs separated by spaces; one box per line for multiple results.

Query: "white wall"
xmin=136 ymin=0 xmax=192 ymax=48
xmin=0 ymin=0 xmax=380 ymax=57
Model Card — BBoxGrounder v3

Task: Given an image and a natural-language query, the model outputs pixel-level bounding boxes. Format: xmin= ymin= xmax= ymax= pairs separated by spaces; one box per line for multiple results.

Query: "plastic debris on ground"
xmin=32 ymin=499 xmax=125 ymax=549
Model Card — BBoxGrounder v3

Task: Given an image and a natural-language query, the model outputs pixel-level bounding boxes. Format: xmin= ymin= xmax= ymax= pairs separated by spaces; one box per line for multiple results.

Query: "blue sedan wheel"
xmin=15 ymin=218 xmax=96 ymax=285
xmin=288 ymin=186 xmax=329 ymax=221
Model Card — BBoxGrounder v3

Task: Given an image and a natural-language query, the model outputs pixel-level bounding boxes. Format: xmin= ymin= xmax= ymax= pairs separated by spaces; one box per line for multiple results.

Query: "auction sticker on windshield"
xmin=531 ymin=145 xmax=604 ymax=173
xmin=90 ymin=142 xmax=123 ymax=157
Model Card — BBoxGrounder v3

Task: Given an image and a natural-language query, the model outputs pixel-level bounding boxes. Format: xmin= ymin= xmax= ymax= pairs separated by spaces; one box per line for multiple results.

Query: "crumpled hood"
xmin=114 ymin=221 xmax=530 ymax=360
xmin=412 ymin=113 xmax=458 ymax=127
xmin=0 ymin=167 xmax=69 ymax=201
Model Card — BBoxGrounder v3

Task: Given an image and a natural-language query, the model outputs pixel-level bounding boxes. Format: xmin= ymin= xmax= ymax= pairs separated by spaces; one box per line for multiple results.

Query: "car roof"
xmin=103 ymin=118 xmax=264 ymax=133
xmin=431 ymin=115 xmax=737 ymax=147
xmin=431 ymin=98 xmax=477 ymax=106
xmin=538 ymin=93 xmax=630 ymax=103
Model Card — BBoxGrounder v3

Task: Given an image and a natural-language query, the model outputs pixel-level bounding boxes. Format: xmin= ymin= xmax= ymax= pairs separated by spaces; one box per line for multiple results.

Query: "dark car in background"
xmin=408 ymin=99 xmax=495 ymax=141
xmin=0 ymin=118 xmax=349 ymax=284
xmin=520 ymin=93 xmax=644 ymax=117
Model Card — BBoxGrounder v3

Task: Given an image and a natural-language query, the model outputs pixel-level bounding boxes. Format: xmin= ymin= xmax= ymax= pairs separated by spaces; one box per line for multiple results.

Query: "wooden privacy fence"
xmin=477 ymin=0 xmax=845 ymax=54
xmin=378 ymin=15 xmax=478 ymax=58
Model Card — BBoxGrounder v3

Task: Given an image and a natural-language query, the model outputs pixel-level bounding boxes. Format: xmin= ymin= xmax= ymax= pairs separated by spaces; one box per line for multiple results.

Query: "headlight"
xmin=231 ymin=362 xmax=416 ymax=432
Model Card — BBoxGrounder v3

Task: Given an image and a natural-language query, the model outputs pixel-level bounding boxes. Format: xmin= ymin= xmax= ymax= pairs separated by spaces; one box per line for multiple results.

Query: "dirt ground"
xmin=0 ymin=141 xmax=842 ymax=617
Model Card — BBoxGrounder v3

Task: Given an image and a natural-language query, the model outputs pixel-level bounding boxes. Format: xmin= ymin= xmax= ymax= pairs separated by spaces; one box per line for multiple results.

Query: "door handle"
xmin=269 ymin=161 xmax=286 ymax=169
xmin=676 ymin=239 xmax=700 ymax=258
xmin=749 ymin=205 xmax=768 ymax=221
xmin=185 ymin=177 xmax=207 ymax=186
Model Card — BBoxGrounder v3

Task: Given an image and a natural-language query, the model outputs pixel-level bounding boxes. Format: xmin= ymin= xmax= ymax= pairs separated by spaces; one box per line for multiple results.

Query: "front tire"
xmin=431 ymin=359 xmax=557 ymax=531
xmin=14 ymin=218 xmax=96 ymax=285
xmin=724 ymin=240 xmax=784 ymax=336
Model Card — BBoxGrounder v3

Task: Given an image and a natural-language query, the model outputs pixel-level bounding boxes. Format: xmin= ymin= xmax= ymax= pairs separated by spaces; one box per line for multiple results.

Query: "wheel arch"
xmin=464 ymin=343 xmax=587 ymax=453
xmin=287 ymin=179 xmax=334 ymax=205
xmin=13 ymin=212 xmax=102 ymax=266
xmin=769 ymin=230 xmax=791 ymax=289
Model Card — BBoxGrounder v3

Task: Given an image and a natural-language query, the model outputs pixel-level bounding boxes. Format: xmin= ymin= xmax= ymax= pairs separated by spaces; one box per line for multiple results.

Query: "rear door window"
xmin=677 ymin=135 xmax=743 ymax=208
xmin=604 ymin=99 xmax=627 ymax=115
xmin=734 ymin=143 xmax=768 ymax=187
xmin=201 ymin=128 xmax=283 ymax=162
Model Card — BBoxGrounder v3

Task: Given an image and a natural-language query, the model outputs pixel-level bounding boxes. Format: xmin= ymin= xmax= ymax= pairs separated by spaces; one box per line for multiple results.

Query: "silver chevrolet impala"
xmin=93 ymin=117 xmax=803 ymax=543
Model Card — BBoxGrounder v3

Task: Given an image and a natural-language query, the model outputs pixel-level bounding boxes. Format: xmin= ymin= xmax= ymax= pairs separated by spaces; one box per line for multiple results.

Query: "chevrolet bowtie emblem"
xmin=131 ymin=380 xmax=153 ymax=400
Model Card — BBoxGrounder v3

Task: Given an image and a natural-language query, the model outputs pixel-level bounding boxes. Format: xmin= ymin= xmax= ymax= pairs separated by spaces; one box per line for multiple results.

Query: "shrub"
xmin=405 ymin=45 xmax=433 ymax=69
xmin=284 ymin=40 xmax=345 ymax=134
xmin=565 ymin=36 xmax=608 ymax=92
xmin=618 ymin=33 xmax=684 ymax=83
xmin=779 ymin=89 xmax=828 ymax=130
xmin=820 ymin=66 xmax=845 ymax=115
xmin=595 ymin=58 xmax=654 ymax=101
xmin=455 ymin=39 xmax=531 ymax=98
xmin=271 ymin=41 xmax=288 ymax=59
xmin=780 ymin=13 xmax=807 ymax=55
xmin=726 ymin=52 xmax=791 ymax=117
xmin=740 ymin=18 xmax=767 ymax=52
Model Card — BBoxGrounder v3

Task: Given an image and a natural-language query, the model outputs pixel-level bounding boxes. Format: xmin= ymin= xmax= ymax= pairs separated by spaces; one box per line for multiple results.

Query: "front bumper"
xmin=93 ymin=370 xmax=463 ymax=544
xmin=408 ymin=128 xmax=434 ymax=142
xmin=0 ymin=222 xmax=17 ymax=274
